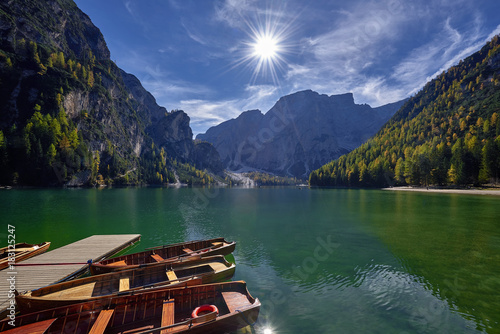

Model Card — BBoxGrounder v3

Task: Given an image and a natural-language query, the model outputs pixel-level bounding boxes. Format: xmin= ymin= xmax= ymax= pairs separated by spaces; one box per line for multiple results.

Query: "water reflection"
xmin=356 ymin=190 xmax=499 ymax=332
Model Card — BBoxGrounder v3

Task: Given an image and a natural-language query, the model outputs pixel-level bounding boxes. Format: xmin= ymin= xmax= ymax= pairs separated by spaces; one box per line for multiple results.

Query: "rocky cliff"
xmin=197 ymin=90 xmax=405 ymax=178
xmin=0 ymin=0 xmax=221 ymax=186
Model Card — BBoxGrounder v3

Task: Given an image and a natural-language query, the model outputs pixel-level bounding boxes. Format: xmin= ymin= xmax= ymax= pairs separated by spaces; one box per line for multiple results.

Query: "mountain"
xmin=310 ymin=35 xmax=500 ymax=188
xmin=197 ymin=90 xmax=405 ymax=178
xmin=0 ymin=0 xmax=221 ymax=186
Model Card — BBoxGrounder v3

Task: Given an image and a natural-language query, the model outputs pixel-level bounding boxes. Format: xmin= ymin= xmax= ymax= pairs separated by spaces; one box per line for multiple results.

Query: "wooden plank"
xmin=0 ymin=234 xmax=140 ymax=312
xmin=1 ymin=318 xmax=56 ymax=334
xmin=221 ymin=291 xmax=250 ymax=314
xmin=107 ymin=260 xmax=127 ymax=267
xmin=89 ymin=309 xmax=114 ymax=334
xmin=183 ymin=248 xmax=193 ymax=254
xmin=160 ymin=299 xmax=175 ymax=334
xmin=10 ymin=248 xmax=35 ymax=252
xmin=151 ymin=254 xmax=164 ymax=262
xmin=166 ymin=270 xmax=178 ymax=281
xmin=119 ymin=278 xmax=130 ymax=292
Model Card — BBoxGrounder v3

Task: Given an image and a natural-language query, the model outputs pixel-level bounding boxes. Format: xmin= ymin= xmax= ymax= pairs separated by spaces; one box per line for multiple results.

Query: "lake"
xmin=1 ymin=187 xmax=499 ymax=333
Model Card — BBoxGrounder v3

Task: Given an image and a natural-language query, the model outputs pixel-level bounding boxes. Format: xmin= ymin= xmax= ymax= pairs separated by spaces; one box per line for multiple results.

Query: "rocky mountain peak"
xmin=198 ymin=90 xmax=406 ymax=178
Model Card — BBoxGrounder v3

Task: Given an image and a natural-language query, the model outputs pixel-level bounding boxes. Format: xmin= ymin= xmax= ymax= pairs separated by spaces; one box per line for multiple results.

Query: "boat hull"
xmin=0 ymin=242 xmax=50 ymax=271
xmin=90 ymin=237 xmax=236 ymax=275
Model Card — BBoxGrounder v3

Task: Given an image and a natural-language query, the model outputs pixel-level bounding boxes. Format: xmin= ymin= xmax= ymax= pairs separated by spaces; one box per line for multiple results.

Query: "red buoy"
xmin=191 ymin=304 xmax=219 ymax=318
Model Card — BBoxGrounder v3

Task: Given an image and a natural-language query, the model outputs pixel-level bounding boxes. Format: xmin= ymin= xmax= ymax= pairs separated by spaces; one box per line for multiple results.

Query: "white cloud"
xmin=214 ymin=0 xmax=258 ymax=28
xmin=241 ymin=84 xmax=278 ymax=111
xmin=179 ymin=99 xmax=242 ymax=135
xmin=181 ymin=20 xmax=209 ymax=46
xmin=486 ymin=24 xmax=500 ymax=40
xmin=179 ymin=84 xmax=283 ymax=136
xmin=307 ymin=1 xmax=409 ymax=73
xmin=124 ymin=1 xmax=134 ymax=16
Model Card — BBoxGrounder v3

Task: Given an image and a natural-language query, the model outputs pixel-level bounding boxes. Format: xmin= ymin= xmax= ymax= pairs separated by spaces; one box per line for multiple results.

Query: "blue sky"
xmin=73 ymin=0 xmax=500 ymax=136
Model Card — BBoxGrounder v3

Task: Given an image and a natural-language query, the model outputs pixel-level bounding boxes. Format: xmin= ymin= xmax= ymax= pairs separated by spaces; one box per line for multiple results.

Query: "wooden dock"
xmin=0 ymin=234 xmax=140 ymax=311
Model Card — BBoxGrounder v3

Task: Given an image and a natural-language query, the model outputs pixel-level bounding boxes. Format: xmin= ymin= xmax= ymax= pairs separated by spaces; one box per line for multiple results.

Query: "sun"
xmin=246 ymin=29 xmax=285 ymax=82
xmin=226 ymin=6 xmax=298 ymax=83
xmin=253 ymin=35 xmax=279 ymax=60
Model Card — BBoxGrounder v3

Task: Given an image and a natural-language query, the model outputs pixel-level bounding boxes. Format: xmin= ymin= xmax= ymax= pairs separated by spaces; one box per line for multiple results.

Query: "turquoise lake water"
xmin=1 ymin=187 xmax=499 ymax=333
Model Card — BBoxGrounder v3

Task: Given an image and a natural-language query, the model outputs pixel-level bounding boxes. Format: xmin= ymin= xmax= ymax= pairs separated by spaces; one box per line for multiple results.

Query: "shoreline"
xmin=382 ymin=186 xmax=500 ymax=196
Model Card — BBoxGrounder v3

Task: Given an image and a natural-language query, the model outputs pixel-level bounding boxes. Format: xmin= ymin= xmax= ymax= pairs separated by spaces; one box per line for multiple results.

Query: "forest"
xmin=0 ymin=39 xmax=214 ymax=186
xmin=310 ymin=36 xmax=500 ymax=188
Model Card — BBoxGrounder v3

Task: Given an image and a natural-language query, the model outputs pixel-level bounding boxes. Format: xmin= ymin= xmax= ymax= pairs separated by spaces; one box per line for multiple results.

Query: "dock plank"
xmin=0 ymin=234 xmax=140 ymax=311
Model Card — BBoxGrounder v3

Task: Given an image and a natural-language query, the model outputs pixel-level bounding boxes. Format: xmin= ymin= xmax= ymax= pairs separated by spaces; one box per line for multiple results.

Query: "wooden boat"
xmin=0 ymin=242 xmax=50 ymax=270
xmin=16 ymin=255 xmax=236 ymax=314
xmin=2 ymin=281 xmax=260 ymax=334
xmin=90 ymin=237 xmax=236 ymax=275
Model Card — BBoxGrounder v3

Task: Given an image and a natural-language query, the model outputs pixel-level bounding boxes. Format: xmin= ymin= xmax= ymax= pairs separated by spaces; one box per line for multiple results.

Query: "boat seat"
xmin=183 ymin=248 xmax=193 ymax=254
xmin=151 ymin=254 xmax=164 ymax=262
xmin=89 ymin=309 xmax=114 ymax=334
xmin=166 ymin=270 xmax=178 ymax=281
xmin=107 ymin=260 xmax=127 ymax=267
xmin=119 ymin=278 xmax=130 ymax=292
xmin=211 ymin=242 xmax=223 ymax=248
xmin=2 ymin=318 xmax=56 ymax=334
xmin=11 ymin=247 xmax=35 ymax=252
xmin=160 ymin=299 xmax=175 ymax=333
xmin=221 ymin=291 xmax=250 ymax=314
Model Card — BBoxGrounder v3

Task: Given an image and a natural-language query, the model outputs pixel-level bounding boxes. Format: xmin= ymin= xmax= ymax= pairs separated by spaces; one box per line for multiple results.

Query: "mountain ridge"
xmin=197 ymin=89 xmax=406 ymax=178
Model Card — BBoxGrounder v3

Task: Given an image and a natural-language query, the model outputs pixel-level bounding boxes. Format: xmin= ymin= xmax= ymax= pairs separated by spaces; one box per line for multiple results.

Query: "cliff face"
xmin=0 ymin=0 xmax=109 ymax=60
xmin=198 ymin=90 xmax=405 ymax=178
xmin=0 ymin=0 xmax=221 ymax=185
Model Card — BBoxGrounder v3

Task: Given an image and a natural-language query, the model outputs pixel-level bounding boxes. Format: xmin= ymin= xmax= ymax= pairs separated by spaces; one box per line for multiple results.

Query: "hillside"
xmin=197 ymin=90 xmax=405 ymax=179
xmin=310 ymin=35 xmax=500 ymax=187
xmin=0 ymin=0 xmax=221 ymax=186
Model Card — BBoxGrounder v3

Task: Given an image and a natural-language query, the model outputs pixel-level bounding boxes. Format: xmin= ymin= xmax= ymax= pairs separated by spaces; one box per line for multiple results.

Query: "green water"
xmin=1 ymin=187 xmax=499 ymax=333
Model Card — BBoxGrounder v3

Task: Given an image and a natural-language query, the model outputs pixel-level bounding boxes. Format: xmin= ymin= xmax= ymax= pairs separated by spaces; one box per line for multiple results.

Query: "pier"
xmin=0 ymin=234 xmax=140 ymax=311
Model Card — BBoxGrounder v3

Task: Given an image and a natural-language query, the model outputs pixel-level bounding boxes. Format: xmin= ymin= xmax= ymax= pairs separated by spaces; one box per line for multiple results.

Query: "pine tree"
xmin=46 ymin=143 xmax=57 ymax=166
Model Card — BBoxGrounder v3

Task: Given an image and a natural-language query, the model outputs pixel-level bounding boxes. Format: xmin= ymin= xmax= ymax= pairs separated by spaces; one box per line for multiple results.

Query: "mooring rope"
xmin=13 ymin=259 xmax=93 ymax=266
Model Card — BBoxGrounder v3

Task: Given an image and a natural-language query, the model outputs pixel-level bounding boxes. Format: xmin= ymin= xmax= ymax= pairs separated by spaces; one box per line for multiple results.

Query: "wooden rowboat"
xmin=90 ymin=237 xmax=236 ymax=275
xmin=0 ymin=242 xmax=50 ymax=270
xmin=2 ymin=281 xmax=260 ymax=334
xmin=16 ymin=255 xmax=235 ymax=314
